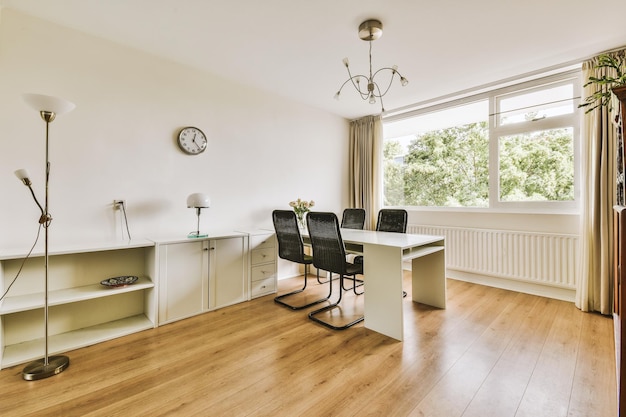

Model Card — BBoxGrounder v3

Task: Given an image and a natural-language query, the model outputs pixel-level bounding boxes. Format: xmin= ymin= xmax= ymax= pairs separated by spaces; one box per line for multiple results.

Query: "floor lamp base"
xmin=22 ymin=355 xmax=70 ymax=381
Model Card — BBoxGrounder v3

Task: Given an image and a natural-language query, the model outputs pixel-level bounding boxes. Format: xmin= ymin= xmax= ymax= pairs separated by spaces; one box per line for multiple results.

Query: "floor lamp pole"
xmin=21 ymin=94 xmax=75 ymax=381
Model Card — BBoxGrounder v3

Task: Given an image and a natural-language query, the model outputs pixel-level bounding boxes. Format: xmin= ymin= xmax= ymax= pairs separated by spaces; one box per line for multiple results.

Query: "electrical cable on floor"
xmin=0 ymin=224 xmax=43 ymax=302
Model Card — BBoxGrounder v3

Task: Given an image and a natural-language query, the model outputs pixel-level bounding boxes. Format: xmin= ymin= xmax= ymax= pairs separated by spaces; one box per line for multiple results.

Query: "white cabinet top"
xmin=148 ymin=230 xmax=247 ymax=245
xmin=0 ymin=238 xmax=155 ymax=260
xmin=0 ymin=230 xmax=253 ymax=259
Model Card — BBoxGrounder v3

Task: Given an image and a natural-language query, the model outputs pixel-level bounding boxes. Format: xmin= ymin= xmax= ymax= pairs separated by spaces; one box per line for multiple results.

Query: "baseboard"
xmin=449 ymin=269 xmax=576 ymax=302
xmin=404 ymin=261 xmax=575 ymax=302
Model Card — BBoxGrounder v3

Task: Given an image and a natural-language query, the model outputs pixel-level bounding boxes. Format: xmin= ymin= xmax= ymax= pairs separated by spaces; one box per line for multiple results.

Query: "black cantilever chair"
xmin=272 ymin=210 xmax=330 ymax=310
xmin=376 ymin=208 xmax=409 ymax=297
xmin=339 ymin=208 xmax=367 ymax=292
xmin=376 ymin=209 xmax=408 ymax=233
xmin=340 ymin=208 xmax=366 ymax=230
xmin=316 ymin=208 xmax=365 ymax=286
xmin=306 ymin=212 xmax=364 ymax=330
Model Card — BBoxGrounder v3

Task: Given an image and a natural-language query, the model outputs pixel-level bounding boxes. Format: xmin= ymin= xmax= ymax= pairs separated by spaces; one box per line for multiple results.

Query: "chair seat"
xmin=345 ymin=262 xmax=363 ymax=276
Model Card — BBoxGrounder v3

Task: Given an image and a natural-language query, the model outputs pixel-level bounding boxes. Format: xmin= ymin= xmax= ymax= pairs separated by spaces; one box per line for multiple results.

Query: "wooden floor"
xmin=0 ymin=273 xmax=617 ymax=417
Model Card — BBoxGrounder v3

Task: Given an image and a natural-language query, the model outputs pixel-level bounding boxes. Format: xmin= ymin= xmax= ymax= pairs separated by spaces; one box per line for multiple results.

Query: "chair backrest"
xmin=341 ymin=208 xmax=366 ymax=230
xmin=376 ymin=209 xmax=408 ymax=233
xmin=306 ymin=212 xmax=349 ymax=275
xmin=272 ymin=210 xmax=308 ymax=264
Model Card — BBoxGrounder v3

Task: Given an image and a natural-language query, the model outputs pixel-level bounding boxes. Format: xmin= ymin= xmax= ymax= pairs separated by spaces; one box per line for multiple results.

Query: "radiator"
xmin=407 ymin=225 xmax=578 ymax=289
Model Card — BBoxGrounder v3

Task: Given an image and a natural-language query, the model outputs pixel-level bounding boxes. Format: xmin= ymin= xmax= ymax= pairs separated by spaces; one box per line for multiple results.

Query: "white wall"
xmin=0 ymin=10 xmax=349 ymax=253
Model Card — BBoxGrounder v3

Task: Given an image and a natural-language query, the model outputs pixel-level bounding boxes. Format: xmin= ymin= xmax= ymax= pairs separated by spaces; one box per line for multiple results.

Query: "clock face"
xmin=177 ymin=127 xmax=207 ymax=155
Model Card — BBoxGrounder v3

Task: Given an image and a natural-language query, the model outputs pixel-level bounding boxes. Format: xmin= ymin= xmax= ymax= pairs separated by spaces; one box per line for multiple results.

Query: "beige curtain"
xmin=349 ymin=115 xmax=383 ymax=229
xmin=576 ymin=49 xmax=625 ymax=314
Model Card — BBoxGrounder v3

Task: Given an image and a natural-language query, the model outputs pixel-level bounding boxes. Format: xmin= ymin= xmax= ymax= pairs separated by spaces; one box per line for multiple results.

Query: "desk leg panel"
xmin=411 ymin=250 xmax=446 ymax=309
xmin=363 ymin=244 xmax=404 ymax=341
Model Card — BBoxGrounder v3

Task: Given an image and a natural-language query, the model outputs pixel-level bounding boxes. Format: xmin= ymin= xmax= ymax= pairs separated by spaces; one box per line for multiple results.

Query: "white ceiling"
xmin=1 ymin=0 xmax=625 ymax=119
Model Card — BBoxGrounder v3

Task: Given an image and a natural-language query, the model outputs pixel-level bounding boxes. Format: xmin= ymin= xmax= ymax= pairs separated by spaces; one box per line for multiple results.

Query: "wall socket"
xmin=113 ymin=200 xmax=125 ymax=210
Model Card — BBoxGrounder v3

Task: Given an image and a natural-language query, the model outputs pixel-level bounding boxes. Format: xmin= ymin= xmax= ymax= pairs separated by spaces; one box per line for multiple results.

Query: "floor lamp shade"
xmin=23 ymin=93 xmax=76 ymax=115
xmin=14 ymin=169 xmax=31 ymax=184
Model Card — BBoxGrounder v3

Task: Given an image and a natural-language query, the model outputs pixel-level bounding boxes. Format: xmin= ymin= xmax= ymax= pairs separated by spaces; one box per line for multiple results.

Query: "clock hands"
xmin=191 ymin=133 xmax=205 ymax=150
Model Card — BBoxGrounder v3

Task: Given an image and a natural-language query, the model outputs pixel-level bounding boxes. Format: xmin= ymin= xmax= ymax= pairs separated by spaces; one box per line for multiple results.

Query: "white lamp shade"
xmin=23 ymin=93 xmax=76 ymax=115
xmin=187 ymin=193 xmax=211 ymax=208
xmin=14 ymin=168 xmax=30 ymax=181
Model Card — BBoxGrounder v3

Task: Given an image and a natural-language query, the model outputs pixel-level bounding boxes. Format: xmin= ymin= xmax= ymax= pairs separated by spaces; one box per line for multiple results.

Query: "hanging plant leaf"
xmin=579 ymin=53 xmax=626 ymax=113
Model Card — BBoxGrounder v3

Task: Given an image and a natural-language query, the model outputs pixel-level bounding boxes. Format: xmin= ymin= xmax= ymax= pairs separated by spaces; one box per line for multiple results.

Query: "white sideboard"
xmin=154 ymin=233 xmax=249 ymax=325
xmin=209 ymin=235 xmax=249 ymax=309
xmin=156 ymin=239 xmax=208 ymax=324
xmin=247 ymin=230 xmax=277 ymax=298
xmin=0 ymin=230 xmax=276 ymax=369
xmin=0 ymin=240 xmax=157 ymax=369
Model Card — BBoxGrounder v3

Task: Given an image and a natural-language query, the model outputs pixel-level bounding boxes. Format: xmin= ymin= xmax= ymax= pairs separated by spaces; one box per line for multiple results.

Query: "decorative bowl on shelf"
xmin=100 ymin=275 xmax=139 ymax=288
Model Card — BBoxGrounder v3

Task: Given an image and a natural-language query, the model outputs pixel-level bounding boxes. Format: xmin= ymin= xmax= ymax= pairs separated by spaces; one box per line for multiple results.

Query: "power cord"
xmin=120 ymin=202 xmax=132 ymax=240
xmin=0 ymin=224 xmax=43 ymax=302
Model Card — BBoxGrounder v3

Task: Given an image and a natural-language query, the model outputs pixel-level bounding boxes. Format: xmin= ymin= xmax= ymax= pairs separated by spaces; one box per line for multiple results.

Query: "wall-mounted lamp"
xmin=187 ymin=193 xmax=211 ymax=238
xmin=17 ymin=93 xmax=75 ymax=381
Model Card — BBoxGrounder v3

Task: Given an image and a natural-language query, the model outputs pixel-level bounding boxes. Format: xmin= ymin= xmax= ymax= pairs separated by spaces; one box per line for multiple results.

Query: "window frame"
xmin=382 ymin=69 xmax=581 ymax=214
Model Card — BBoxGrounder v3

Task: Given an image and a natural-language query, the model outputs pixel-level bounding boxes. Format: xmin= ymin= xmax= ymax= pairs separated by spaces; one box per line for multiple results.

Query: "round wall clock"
xmin=177 ymin=126 xmax=207 ymax=155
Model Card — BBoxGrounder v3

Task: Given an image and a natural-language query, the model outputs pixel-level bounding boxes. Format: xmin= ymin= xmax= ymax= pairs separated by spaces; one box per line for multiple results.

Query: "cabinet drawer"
xmin=251 ymin=263 xmax=276 ymax=282
xmin=251 ymin=247 xmax=275 ymax=265
xmin=251 ymin=276 xmax=276 ymax=297
xmin=251 ymin=235 xmax=275 ymax=250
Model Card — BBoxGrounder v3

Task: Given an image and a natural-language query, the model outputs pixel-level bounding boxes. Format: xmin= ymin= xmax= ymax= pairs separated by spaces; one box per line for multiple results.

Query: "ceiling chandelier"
xmin=334 ymin=19 xmax=408 ymax=113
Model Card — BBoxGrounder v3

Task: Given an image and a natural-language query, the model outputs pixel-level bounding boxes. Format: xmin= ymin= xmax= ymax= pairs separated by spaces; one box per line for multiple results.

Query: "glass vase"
xmin=297 ymin=214 xmax=306 ymax=230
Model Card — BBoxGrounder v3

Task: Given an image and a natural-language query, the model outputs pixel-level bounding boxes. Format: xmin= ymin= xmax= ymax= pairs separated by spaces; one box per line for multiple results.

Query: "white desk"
xmin=304 ymin=229 xmax=446 ymax=341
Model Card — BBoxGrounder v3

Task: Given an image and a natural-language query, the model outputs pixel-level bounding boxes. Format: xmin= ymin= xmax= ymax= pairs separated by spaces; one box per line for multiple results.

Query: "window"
xmin=382 ymin=71 xmax=580 ymax=212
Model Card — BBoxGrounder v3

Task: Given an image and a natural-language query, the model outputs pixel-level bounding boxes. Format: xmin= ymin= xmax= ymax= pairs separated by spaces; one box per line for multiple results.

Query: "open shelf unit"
xmin=0 ymin=239 xmax=157 ymax=369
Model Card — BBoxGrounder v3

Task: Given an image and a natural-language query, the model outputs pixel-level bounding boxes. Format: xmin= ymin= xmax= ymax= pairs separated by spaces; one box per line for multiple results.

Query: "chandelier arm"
xmin=347 ymin=75 xmax=372 ymax=98
xmin=372 ymin=66 xmax=404 ymax=78
xmin=342 ymin=64 xmax=371 ymax=98
xmin=370 ymin=75 xmax=396 ymax=97
xmin=372 ymin=67 xmax=407 ymax=97
xmin=373 ymin=82 xmax=386 ymax=112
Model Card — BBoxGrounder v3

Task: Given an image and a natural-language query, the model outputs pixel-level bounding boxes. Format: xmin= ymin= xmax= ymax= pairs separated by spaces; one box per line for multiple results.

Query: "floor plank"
xmin=0 ymin=273 xmax=617 ymax=417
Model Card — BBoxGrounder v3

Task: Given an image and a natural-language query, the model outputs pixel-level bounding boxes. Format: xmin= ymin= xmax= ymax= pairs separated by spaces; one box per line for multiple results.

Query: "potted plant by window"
xmin=579 ymin=53 xmax=626 ymax=203
xmin=579 ymin=53 xmax=626 ymax=114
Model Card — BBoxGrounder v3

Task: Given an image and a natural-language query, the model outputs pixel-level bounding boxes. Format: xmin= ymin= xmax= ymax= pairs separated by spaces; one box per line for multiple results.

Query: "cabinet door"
xmin=210 ymin=237 xmax=246 ymax=309
xmin=159 ymin=241 xmax=208 ymax=324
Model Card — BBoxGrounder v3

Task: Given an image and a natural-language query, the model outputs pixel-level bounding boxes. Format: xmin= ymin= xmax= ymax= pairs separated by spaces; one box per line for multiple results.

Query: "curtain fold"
xmin=349 ymin=115 xmax=383 ymax=230
xmin=576 ymin=49 xmax=625 ymax=314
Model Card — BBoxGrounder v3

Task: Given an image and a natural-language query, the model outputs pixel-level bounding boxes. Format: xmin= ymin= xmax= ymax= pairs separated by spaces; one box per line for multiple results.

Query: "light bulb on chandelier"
xmin=334 ymin=19 xmax=409 ymax=113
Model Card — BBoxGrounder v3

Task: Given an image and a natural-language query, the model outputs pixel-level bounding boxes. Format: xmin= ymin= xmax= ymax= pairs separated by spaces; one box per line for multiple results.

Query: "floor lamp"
xmin=17 ymin=93 xmax=76 ymax=381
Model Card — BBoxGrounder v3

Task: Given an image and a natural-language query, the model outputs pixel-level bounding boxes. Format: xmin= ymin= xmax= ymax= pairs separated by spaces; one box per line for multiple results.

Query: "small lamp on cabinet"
xmin=187 ymin=193 xmax=210 ymax=238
